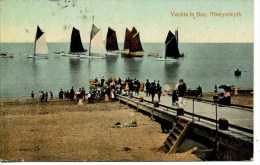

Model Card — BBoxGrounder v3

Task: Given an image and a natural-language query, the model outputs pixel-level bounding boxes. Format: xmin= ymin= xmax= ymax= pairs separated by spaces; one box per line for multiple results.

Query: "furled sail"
xmin=90 ymin=24 xmax=106 ymax=55
xmin=34 ymin=26 xmax=49 ymax=55
xmin=106 ymin=27 xmax=119 ymax=51
xmin=70 ymin=27 xmax=85 ymax=53
xmin=165 ymin=30 xmax=180 ymax=58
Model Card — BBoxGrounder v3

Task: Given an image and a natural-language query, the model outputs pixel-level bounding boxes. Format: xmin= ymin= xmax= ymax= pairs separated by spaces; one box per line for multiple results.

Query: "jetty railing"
xmin=118 ymin=94 xmax=253 ymax=135
xmin=185 ymin=97 xmax=253 ymax=111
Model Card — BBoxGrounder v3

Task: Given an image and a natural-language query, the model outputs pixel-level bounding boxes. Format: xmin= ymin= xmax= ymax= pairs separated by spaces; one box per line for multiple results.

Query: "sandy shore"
xmin=0 ymin=99 xmax=200 ymax=162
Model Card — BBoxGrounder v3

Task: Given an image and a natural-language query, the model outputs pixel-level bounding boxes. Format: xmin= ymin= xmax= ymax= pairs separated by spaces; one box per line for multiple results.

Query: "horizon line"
xmin=0 ymin=42 xmax=254 ymax=44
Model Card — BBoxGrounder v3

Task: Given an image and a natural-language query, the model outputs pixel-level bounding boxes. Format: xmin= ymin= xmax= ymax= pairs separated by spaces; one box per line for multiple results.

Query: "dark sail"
xmin=130 ymin=32 xmax=143 ymax=52
xmin=35 ymin=26 xmax=44 ymax=41
xmin=165 ymin=30 xmax=180 ymax=58
xmin=70 ymin=27 xmax=85 ymax=53
xmin=131 ymin=27 xmax=138 ymax=36
xmin=123 ymin=28 xmax=132 ymax=50
xmin=106 ymin=27 xmax=119 ymax=51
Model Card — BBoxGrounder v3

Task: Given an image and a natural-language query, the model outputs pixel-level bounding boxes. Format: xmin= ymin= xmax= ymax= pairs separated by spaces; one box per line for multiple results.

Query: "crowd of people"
xmin=31 ymin=90 xmax=53 ymax=102
xmin=30 ymin=77 xmax=206 ymax=107
xmin=58 ymin=87 xmax=86 ymax=101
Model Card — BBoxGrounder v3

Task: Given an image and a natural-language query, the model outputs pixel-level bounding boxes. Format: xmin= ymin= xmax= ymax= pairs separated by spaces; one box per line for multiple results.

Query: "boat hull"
xmin=121 ymin=51 xmax=144 ymax=57
xmin=105 ymin=51 xmax=119 ymax=56
xmin=27 ymin=55 xmax=48 ymax=59
xmin=1 ymin=55 xmax=14 ymax=58
xmin=148 ymin=52 xmax=159 ymax=57
xmin=61 ymin=53 xmax=81 ymax=58
xmin=156 ymin=57 xmax=179 ymax=62
xmin=1 ymin=53 xmax=14 ymax=58
xmin=80 ymin=55 xmax=106 ymax=59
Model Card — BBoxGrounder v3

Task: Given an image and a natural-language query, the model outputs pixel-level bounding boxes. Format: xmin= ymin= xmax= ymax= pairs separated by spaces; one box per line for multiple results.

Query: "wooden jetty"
xmin=116 ymin=93 xmax=253 ymax=160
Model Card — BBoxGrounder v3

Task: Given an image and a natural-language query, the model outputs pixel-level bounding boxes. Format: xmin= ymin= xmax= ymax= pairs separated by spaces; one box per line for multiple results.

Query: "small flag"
xmin=35 ymin=26 xmax=44 ymax=40
xmin=90 ymin=24 xmax=99 ymax=40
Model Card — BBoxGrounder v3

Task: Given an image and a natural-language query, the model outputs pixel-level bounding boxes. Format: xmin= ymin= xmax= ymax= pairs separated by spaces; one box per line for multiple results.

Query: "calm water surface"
xmin=0 ymin=43 xmax=253 ymax=98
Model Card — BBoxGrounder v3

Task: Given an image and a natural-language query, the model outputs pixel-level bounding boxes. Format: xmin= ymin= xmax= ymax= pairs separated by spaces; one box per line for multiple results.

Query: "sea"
xmin=0 ymin=43 xmax=253 ymax=98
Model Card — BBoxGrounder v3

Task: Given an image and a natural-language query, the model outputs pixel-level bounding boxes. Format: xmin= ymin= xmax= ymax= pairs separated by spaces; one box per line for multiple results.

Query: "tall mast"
xmin=175 ymin=28 xmax=179 ymax=44
xmin=89 ymin=16 xmax=94 ymax=56
xmin=33 ymin=26 xmax=38 ymax=56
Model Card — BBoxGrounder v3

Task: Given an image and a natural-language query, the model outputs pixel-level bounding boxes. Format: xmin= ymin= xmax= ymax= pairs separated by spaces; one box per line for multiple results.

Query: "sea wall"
xmin=190 ymin=123 xmax=253 ymax=160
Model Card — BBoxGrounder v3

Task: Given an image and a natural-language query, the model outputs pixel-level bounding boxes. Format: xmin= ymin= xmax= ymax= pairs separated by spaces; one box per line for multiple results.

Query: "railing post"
xmin=192 ymin=99 xmax=194 ymax=122
xmin=215 ymin=103 xmax=218 ymax=131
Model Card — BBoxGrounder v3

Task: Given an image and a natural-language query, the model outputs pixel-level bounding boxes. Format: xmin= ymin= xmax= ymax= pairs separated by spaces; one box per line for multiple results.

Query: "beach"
xmin=0 ymin=99 xmax=200 ymax=162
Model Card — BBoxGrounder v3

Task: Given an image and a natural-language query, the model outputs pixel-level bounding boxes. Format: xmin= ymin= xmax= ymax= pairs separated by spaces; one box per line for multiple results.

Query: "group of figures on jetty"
xmin=89 ymin=76 xmax=203 ymax=107
xmin=30 ymin=76 xmax=205 ymax=107
xmin=90 ymin=77 xmax=165 ymax=102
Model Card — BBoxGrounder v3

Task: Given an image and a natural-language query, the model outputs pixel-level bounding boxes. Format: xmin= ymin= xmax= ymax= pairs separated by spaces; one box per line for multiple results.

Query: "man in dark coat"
xmin=145 ymin=79 xmax=150 ymax=97
xmin=50 ymin=91 xmax=53 ymax=99
xmin=70 ymin=87 xmax=75 ymax=101
xmin=150 ymin=84 xmax=156 ymax=102
xmin=59 ymin=89 xmax=63 ymax=99
xmin=118 ymin=77 xmax=122 ymax=85
xmin=157 ymin=84 xmax=162 ymax=102
xmin=101 ymin=77 xmax=105 ymax=87
xmin=178 ymin=79 xmax=186 ymax=97
xmin=136 ymin=80 xmax=140 ymax=96
xmin=31 ymin=91 xmax=34 ymax=99
xmin=197 ymin=85 xmax=203 ymax=97
xmin=177 ymin=79 xmax=187 ymax=107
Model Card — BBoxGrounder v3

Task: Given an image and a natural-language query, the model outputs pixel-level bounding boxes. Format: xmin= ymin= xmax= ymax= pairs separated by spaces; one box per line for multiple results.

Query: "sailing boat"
xmin=80 ymin=24 xmax=106 ymax=59
xmin=105 ymin=27 xmax=119 ymax=56
xmin=121 ymin=27 xmax=144 ymax=57
xmin=157 ymin=29 xmax=184 ymax=61
xmin=62 ymin=27 xmax=87 ymax=57
xmin=121 ymin=28 xmax=132 ymax=55
xmin=27 ymin=26 xmax=49 ymax=59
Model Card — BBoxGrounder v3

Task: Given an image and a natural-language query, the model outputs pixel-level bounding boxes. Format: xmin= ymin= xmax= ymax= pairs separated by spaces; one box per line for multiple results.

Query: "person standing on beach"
xmin=44 ymin=92 xmax=48 ymax=102
xmin=59 ymin=89 xmax=63 ymax=99
xmin=40 ymin=91 xmax=45 ymax=102
xmin=81 ymin=87 xmax=86 ymax=101
xmin=50 ymin=91 xmax=53 ymax=99
xmin=31 ymin=91 xmax=34 ymax=99
xmin=88 ymin=92 xmax=92 ymax=104
xmin=70 ymin=87 xmax=75 ymax=101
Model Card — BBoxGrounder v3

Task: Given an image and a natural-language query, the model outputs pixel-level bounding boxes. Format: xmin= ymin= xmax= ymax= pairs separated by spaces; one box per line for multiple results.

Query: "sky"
xmin=0 ymin=0 xmax=254 ymax=43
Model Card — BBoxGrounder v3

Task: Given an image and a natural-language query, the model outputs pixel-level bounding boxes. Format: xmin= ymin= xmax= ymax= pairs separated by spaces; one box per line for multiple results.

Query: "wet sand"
xmin=0 ymin=99 xmax=200 ymax=162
